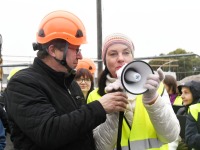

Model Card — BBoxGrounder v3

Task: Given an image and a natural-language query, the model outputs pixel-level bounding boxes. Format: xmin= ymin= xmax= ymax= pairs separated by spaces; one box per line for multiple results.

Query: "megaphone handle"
xmin=116 ymin=111 xmax=124 ymax=150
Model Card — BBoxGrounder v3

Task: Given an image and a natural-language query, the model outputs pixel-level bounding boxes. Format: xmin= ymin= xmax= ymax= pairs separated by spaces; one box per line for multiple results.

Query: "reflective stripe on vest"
xmin=189 ymin=103 xmax=200 ymax=121
xmin=114 ymin=139 xmax=168 ymax=150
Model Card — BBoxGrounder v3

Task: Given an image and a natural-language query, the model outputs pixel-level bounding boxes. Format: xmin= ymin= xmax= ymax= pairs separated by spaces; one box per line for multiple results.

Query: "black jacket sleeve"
xmin=185 ymin=113 xmax=200 ymax=149
xmin=5 ymin=74 xmax=106 ymax=149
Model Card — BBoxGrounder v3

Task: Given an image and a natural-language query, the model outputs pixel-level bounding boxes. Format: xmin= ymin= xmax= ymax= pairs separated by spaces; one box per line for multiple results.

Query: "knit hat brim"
xmin=102 ymin=33 xmax=135 ymax=65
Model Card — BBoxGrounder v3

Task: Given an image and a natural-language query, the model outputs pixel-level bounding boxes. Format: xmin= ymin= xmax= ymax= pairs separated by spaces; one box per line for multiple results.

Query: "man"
xmin=4 ymin=10 xmax=128 ymax=150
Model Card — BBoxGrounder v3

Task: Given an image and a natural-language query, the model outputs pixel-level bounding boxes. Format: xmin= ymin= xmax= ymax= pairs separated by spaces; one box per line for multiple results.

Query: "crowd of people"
xmin=0 ymin=9 xmax=199 ymax=150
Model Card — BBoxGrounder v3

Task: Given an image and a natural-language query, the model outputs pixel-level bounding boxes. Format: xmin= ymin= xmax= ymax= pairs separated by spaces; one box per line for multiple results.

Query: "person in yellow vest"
xmin=163 ymin=76 xmax=186 ymax=150
xmin=76 ymin=58 xmax=96 ymax=76
xmin=178 ymin=80 xmax=200 ymax=149
xmin=7 ymin=67 xmax=22 ymax=82
xmin=177 ymin=80 xmax=200 ymax=116
xmin=87 ymin=33 xmax=180 ymax=150
xmin=163 ymin=75 xmax=182 ymax=106
xmin=75 ymin=68 xmax=94 ymax=101
xmin=186 ymin=103 xmax=200 ymax=150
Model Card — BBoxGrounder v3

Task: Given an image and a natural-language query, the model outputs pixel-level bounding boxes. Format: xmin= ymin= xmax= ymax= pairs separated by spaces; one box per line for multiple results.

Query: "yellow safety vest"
xmin=87 ymin=83 xmax=168 ymax=150
xmin=189 ymin=103 xmax=200 ymax=121
xmin=173 ymin=96 xmax=183 ymax=106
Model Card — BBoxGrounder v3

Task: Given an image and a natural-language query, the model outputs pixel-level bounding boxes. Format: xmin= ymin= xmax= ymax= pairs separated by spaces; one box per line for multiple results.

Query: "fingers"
xmin=112 ymin=98 xmax=128 ymax=112
xmin=99 ymin=92 xmax=128 ymax=113
xmin=105 ymin=80 xmax=123 ymax=93
xmin=105 ymin=85 xmax=113 ymax=93
xmin=157 ymin=68 xmax=165 ymax=81
xmin=105 ymin=84 xmax=122 ymax=93
xmin=144 ymin=74 xmax=160 ymax=90
xmin=113 ymin=92 xmax=128 ymax=102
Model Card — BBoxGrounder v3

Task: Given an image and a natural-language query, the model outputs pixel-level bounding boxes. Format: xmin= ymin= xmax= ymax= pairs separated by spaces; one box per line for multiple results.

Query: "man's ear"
xmin=47 ymin=45 xmax=56 ymax=57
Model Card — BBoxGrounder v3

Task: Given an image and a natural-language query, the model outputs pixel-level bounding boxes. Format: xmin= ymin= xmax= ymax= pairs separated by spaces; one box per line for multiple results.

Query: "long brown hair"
xmin=97 ymin=67 xmax=109 ymax=96
xmin=75 ymin=68 xmax=94 ymax=99
xmin=163 ymin=75 xmax=179 ymax=94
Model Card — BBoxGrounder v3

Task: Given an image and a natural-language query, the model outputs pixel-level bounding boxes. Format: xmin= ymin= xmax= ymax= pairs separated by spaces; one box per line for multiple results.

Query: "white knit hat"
xmin=102 ymin=33 xmax=135 ymax=65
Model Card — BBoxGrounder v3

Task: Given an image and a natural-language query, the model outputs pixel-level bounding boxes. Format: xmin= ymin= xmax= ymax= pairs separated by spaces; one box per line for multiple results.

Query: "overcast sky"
xmin=0 ymin=0 xmax=200 ymax=61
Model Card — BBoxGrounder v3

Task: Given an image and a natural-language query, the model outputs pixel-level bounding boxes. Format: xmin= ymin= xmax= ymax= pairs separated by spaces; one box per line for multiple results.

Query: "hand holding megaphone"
xmin=105 ymin=60 xmax=165 ymax=104
xmin=105 ymin=79 xmax=123 ymax=93
xmin=142 ymin=68 xmax=165 ymax=104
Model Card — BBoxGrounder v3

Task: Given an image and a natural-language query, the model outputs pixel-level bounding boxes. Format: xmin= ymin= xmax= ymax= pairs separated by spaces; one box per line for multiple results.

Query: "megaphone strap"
xmin=117 ymin=112 xmax=124 ymax=150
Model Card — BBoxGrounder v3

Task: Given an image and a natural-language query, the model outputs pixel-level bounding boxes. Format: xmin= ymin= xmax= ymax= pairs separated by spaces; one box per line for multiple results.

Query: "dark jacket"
xmin=0 ymin=102 xmax=10 ymax=134
xmin=4 ymin=57 xmax=106 ymax=150
xmin=177 ymin=80 xmax=200 ymax=116
xmin=185 ymin=107 xmax=200 ymax=150
xmin=0 ymin=119 xmax=6 ymax=149
xmin=178 ymin=80 xmax=200 ymax=150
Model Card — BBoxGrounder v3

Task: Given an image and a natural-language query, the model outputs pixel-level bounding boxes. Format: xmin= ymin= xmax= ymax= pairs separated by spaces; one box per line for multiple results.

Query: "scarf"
xmin=106 ymin=74 xmax=137 ymax=125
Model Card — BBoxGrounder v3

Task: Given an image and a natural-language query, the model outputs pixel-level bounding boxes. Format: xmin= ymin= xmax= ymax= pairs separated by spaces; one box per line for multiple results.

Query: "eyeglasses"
xmin=76 ymin=78 xmax=91 ymax=83
xmin=76 ymin=48 xmax=81 ymax=55
xmin=68 ymin=46 xmax=81 ymax=55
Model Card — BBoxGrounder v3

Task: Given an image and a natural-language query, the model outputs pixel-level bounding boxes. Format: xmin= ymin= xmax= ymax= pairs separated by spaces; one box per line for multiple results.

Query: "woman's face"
xmin=180 ymin=87 xmax=193 ymax=106
xmin=105 ymin=44 xmax=133 ymax=78
xmin=75 ymin=76 xmax=92 ymax=93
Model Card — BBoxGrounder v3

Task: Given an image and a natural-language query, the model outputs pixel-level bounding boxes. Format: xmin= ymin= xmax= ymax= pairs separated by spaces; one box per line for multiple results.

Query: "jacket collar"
xmin=32 ymin=57 xmax=75 ymax=88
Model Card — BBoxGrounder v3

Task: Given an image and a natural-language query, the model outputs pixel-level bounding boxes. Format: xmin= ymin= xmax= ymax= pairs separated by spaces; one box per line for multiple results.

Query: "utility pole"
xmin=96 ymin=0 xmax=103 ymax=78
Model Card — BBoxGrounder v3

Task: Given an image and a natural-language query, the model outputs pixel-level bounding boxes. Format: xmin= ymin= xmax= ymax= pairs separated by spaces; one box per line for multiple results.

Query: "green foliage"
xmin=168 ymin=48 xmax=187 ymax=55
xmin=149 ymin=48 xmax=200 ymax=81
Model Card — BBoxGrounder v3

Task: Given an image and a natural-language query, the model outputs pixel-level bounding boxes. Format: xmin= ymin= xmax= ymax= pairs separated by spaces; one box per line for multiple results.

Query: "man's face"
xmin=52 ymin=44 xmax=82 ymax=73
xmin=65 ymin=45 xmax=82 ymax=69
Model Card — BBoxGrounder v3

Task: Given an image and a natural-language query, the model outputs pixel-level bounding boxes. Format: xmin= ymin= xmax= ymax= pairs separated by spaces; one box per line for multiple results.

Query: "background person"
xmin=4 ymin=10 xmax=128 ymax=150
xmin=185 ymin=98 xmax=200 ymax=149
xmin=75 ymin=68 xmax=94 ymax=101
xmin=163 ymin=75 xmax=182 ymax=106
xmin=177 ymin=80 xmax=200 ymax=150
xmin=177 ymin=80 xmax=200 ymax=116
xmin=76 ymin=57 xmax=96 ymax=76
xmin=87 ymin=33 xmax=180 ymax=150
xmin=6 ymin=68 xmax=23 ymax=82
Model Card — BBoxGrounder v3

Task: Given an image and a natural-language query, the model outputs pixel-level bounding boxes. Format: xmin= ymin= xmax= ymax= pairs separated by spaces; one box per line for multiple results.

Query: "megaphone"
xmin=120 ymin=60 xmax=154 ymax=95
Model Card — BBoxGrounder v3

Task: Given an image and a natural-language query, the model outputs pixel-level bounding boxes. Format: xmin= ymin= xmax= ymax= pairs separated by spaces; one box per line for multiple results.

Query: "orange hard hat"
xmin=76 ymin=58 xmax=96 ymax=74
xmin=36 ymin=10 xmax=87 ymax=45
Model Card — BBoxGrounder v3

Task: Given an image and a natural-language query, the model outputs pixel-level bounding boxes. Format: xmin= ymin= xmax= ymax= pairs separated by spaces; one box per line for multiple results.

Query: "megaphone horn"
xmin=121 ymin=60 xmax=154 ymax=95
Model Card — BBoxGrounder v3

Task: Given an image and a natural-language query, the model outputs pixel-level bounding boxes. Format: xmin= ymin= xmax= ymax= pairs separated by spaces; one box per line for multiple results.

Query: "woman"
xmin=76 ymin=58 xmax=96 ymax=77
xmin=75 ymin=68 xmax=94 ymax=101
xmin=163 ymin=75 xmax=182 ymax=106
xmin=163 ymin=75 xmax=183 ymax=114
xmin=87 ymin=33 xmax=180 ymax=150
